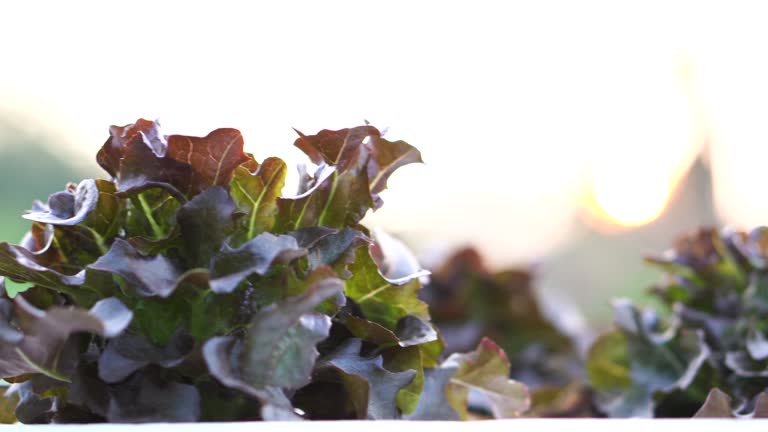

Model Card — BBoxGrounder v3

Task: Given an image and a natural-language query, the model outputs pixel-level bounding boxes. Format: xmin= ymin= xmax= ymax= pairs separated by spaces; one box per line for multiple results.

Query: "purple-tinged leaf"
xmin=321 ymin=338 xmax=416 ymax=419
xmin=176 ymin=186 xmax=237 ymax=268
xmin=106 ymin=372 xmax=200 ymax=423
xmin=101 ymin=119 xmax=249 ymax=199
xmin=0 ymin=296 xmax=131 ymax=378
xmin=286 ymin=227 xmax=337 ymax=249
xmin=23 ymin=180 xmax=98 ymax=226
xmin=396 ymin=315 xmax=438 ymax=347
xmin=166 ymin=128 xmax=250 ymax=191
xmin=19 ymin=222 xmax=57 ymax=262
xmin=6 ymin=379 xmax=55 ymax=424
xmin=88 ymin=239 xmax=180 ymax=297
xmin=14 ymin=295 xmax=132 ymax=344
xmin=98 ymin=330 xmax=194 ymax=383
xmin=209 ymin=233 xmax=306 ymax=294
xmin=367 ymin=134 xmax=423 ymax=199
xmin=294 ymin=126 xmax=374 ymax=173
xmin=22 ymin=180 xmax=120 ymax=235
xmin=404 ymin=366 xmax=461 ymax=420
xmin=305 ymin=228 xmax=369 ymax=278
xmin=0 ymin=242 xmax=85 ymax=296
xmin=86 ymin=298 xmax=134 ymax=338
xmin=113 ymin=126 xmax=192 ymax=199
xmin=68 ymin=363 xmax=109 ymax=418
xmin=97 ymin=119 xmax=164 ymax=178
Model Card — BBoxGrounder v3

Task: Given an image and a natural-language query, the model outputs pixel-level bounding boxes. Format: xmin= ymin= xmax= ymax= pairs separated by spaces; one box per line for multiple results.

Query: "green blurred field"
xmin=0 ymin=121 xmax=92 ymax=244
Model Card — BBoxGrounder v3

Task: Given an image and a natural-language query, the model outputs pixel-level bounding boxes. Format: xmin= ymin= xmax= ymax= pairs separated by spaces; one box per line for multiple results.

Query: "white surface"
xmin=3 ymin=420 xmax=768 ymax=431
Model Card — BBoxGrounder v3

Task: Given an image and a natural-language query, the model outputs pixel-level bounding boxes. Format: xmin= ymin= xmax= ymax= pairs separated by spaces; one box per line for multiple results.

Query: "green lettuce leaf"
xmin=345 ymin=246 xmax=429 ymax=330
xmin=230 ymin=155 xmax=287 ymax=242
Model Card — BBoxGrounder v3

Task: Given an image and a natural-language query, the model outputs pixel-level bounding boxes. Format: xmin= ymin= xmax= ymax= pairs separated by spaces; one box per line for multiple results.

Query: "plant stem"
xmin=15 ymin=348 xmax=71 ymax=383
xmin=87 ymin=227 xmax=109 ymax=255
xmin=316 ymin=171 xmax=339 ymax=227
xmin=655 ymin=342 xmax=687 ymax=375
xmin=135 ymin=194 xmax=164 ymax=239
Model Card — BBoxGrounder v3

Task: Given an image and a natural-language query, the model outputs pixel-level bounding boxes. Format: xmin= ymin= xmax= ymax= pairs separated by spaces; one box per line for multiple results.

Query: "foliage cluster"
xmin=587 ymin=227 xmax=768 ymax=418
xmin=0 ymin=120 xmax=527 ymax=423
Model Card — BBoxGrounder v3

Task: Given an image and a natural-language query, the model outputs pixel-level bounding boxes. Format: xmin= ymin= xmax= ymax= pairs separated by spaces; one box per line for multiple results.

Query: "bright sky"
xmin=1 ymin=1 xmax=768 ymax=266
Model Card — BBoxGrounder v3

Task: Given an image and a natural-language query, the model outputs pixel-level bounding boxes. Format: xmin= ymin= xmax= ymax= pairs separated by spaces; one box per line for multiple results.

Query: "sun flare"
xmin=584 ymin=167 xmax=674 ymax=228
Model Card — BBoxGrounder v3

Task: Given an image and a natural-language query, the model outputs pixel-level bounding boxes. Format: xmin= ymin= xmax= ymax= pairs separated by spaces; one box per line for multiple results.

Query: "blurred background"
xmin=1 ymin=1 xmax=767 ymax=327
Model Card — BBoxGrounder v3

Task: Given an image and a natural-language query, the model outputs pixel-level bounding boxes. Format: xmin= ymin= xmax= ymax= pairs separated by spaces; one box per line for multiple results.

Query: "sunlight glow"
xmin=575 ymin=49 xmax=699 ymax=230
xmin=588 ymin=170 xmax=673 ymax=227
